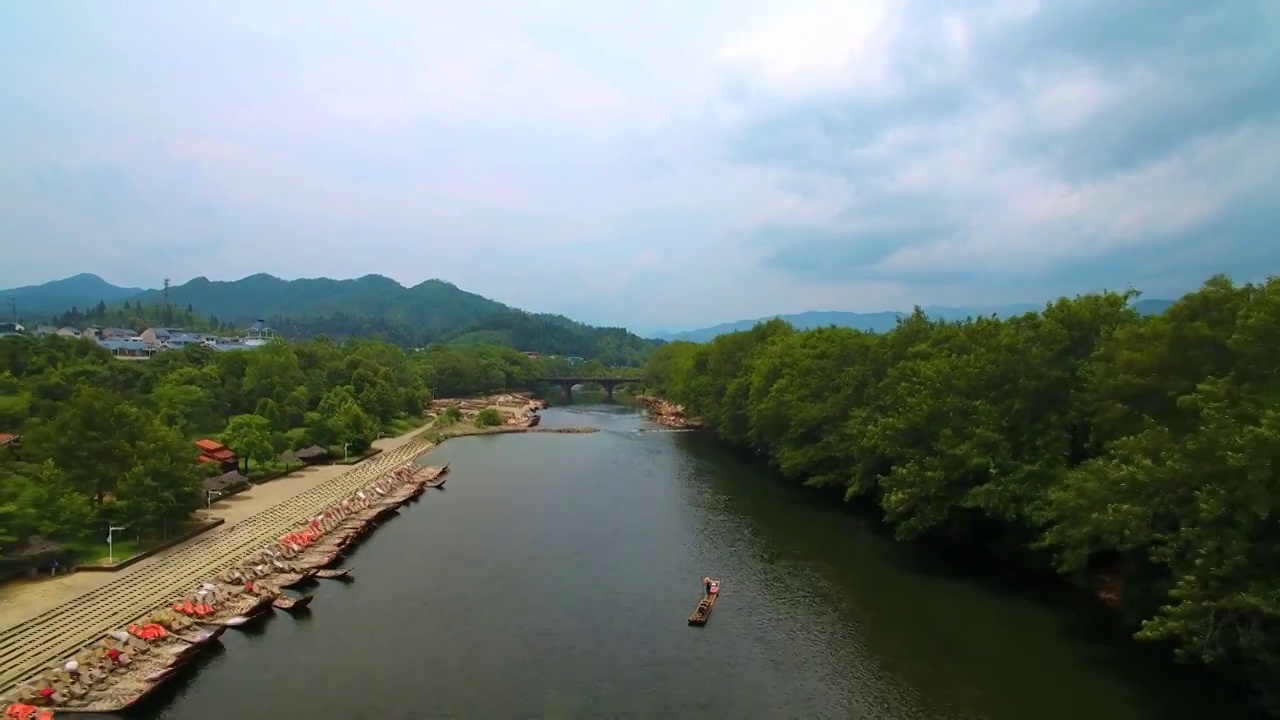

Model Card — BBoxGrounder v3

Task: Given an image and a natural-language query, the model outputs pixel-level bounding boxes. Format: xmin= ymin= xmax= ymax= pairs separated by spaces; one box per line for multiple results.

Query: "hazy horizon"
xmin=3 ymin=269 xmax=1182 ymax=337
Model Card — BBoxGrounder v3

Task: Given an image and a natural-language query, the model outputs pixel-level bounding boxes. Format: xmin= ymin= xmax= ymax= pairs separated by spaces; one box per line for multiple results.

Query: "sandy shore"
xmin=0 ymin=426 xmax=430 ymax=645
xmin=636 ymin=395 xmax=704 ymax=429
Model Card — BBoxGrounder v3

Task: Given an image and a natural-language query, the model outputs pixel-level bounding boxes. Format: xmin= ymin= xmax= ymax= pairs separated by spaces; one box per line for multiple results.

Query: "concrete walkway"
xmin=0 ymin=427 xmax=436 ymax=691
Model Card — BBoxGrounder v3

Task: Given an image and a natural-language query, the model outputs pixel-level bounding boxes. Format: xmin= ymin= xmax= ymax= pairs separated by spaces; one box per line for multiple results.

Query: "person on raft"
xmin=703 ymin=577 xmax=712 ymax=595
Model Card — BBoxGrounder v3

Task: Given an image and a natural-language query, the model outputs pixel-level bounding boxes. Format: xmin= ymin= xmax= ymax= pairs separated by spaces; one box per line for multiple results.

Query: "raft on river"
xmin=688 ymin=579 xmax=721 ymax=626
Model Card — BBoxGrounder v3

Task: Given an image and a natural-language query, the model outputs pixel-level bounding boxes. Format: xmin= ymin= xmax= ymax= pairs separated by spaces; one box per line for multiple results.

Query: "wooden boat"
xmin=687 ymin=579 xmax=721 ymax=626
xmin=271 ymin=593 xmax=314 ymax=612
xmin=143 ymin=610 xmax=225 ymax=646
xmin=204 ymin=594 xmax=273 ymax=627
xmin=424 ymin=474 xmax=448 ymax=489
xmin=273 ymin=570 xmax=315 ymax=588
xmin=314 ymin=567 xmax=352 ymax=580
xmin=174 ymin=625 xmax=225 ymax=645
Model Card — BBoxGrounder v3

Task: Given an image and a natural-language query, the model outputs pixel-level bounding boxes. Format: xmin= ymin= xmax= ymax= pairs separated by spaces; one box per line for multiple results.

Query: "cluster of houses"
xmin=0 ymin=320 xmax=278 ymax=360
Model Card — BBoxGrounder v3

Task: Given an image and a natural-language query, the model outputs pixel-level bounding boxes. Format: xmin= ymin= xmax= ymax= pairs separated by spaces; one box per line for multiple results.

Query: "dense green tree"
xmin=152 ymin=382 xmax=215 ymax=436
xmin=220 ymin=414 xmax=276 ymax=471
xmin=0 ymin=324 xmax=639 ymax=576
xmin=24 ymin=386 xmax=159 ymax=504
xmin=646 ymin=276 xmax=1280 ymax=713
xmin=111 ymin=425 xmax=204 ymax=537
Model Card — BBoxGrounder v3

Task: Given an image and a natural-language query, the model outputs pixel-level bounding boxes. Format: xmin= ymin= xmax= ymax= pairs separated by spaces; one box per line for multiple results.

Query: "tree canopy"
xmin=0 ymin=333 xmax=562 ymax=566
xmin=644 ymin=275 xmax=1280 ymax=714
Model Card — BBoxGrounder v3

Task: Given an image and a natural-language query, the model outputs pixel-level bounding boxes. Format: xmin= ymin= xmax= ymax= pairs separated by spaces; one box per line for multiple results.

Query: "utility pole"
xmin=162 ymin=277 xmax=171 ymax=306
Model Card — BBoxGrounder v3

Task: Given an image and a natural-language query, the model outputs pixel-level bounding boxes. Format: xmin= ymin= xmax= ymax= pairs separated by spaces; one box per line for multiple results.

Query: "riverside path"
xmin=0 ymin=432 xmax=435 ymax=691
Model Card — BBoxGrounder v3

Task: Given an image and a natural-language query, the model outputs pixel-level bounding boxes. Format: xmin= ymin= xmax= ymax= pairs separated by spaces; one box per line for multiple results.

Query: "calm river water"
xmin=138 ymin=404 xmax=1237 ymax=719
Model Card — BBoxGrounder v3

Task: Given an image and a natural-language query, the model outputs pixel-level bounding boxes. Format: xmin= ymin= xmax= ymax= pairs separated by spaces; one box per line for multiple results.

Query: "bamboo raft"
xmin=0 ymin=620 xmax=218 ymax=714
xmin=422 ymin=464 xmax=450 ymax=489
xmin=4 ymin=460 xmax=451 ymax=715
xmin=271 ymin=593 xmax=314 ymax=612
xmin=202 ymin=595 xmax=273 ymax=627
xmin=688 ymin=579 xmax=721 ymax=626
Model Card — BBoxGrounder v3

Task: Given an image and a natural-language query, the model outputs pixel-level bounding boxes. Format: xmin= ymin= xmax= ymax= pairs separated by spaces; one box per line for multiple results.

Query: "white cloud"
xmin=1 ymin=0 xmax=1275 ymax=332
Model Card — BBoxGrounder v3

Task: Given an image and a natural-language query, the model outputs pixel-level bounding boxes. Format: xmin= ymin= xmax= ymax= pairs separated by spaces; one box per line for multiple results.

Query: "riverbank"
xmin=428 ymin=392 xmax=545 ymax=428
xmin=121 ymin=403 xmax=1243 ymax=720
xmin=425 ymin=423 xmax=598 ymax=443
xmin=0 ymin=427 xmax=427 ymax=631
xmin=1 ymin=460 xmax=448 ymax=714
xmin=637 ymin=395 xmax=704 ymax=429
xmin=0 ymin=424 xmax=436 ymax=692
xmin=0 ymin=394 xmax=605 ymax=713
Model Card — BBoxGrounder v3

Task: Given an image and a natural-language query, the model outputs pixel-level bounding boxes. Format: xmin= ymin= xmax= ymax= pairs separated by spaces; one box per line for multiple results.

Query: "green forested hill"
xmin=645 ymin=275 xmax=1280 ymax=714
xmin=127 ymin=274 xmax=507 ymax=336
xmin=2 ymin=273 xmax=143 ymax=318
xmin=441 ymin=311 xmax=656 ymax=366
xmin=13 ymin=273 xmax=662 ymax=363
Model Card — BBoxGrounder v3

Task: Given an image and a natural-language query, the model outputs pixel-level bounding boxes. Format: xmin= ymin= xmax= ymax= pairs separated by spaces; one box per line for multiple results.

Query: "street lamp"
xmin=206 ymin=489 xmax=222 ymax=509
xmin=343 ymin=443 xmax=351 ymax=461
xmin=106 ymin=525 xmax=128 ymax=565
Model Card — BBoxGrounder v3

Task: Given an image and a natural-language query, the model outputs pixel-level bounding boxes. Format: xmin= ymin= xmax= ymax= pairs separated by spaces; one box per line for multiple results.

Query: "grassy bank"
xmin=68 ymin=519 xmax=209 ymax=565
xmin=382 ymin=415 xmax=431 ymax=436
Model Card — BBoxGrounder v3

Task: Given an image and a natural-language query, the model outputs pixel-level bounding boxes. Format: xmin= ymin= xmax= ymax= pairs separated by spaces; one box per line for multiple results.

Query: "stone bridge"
xmin=534 ymin=377 xmax=643 ymax=402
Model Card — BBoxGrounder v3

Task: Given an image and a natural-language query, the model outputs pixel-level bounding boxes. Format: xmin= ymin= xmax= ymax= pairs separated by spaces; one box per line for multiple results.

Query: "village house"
xmin=160 ymin=332 xmax=204 ymax=350
xmin=55 ymin=327 xmax=79 ymax=338
xmin=99 ymin=327 xmax=138 ymax=340
xmin=243 ymin=319 xmax=276 ymax=347
xmin=210 ymin=341 xmax=251 ymax=352
xmin=139 ymin=327 xmax=180 ymax=346
xmin=96 ymin=337 xmax=155 ymax=360
xmin=0 ymin=322 xmax=23 ymax=338
xmin=33 ymin=325 xmax=58 ymax=337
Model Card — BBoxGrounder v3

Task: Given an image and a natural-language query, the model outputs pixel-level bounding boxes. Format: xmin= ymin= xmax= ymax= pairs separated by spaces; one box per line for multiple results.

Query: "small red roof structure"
xmin=194 ymin=438 xmax=226 ymax=453
xmin=0 ymin=432 xmax=18 ymax=445
xmin=194 ymin=438 xmax=239 ymax=470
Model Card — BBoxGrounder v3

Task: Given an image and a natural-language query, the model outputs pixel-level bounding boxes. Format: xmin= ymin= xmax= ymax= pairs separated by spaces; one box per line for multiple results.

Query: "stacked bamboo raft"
xmin=1 ymin=463 xmax=450 ymax=716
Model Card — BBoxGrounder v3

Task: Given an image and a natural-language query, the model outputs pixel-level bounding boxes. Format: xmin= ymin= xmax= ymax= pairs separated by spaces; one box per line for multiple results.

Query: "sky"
xmin=1 ymin=1 xmax=1276 ymax=334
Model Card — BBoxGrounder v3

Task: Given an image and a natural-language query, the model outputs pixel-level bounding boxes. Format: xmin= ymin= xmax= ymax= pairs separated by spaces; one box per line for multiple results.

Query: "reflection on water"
xmin=141 ymin=405 xmax=1239 ymax=720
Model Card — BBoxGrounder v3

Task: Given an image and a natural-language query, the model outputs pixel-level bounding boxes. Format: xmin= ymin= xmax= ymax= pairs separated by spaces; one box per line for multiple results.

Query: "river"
xmin=139 ymin=404 xmax=1237 ymax=719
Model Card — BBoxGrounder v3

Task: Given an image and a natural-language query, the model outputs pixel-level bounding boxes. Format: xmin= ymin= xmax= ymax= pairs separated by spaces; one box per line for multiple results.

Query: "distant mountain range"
xmin=0 ymin=273 xmax=658 ymax=362
xmin=2 ymin=273 xmax=144 ymax=318
xmin=2 ymin=272 xmax=1178 ymax=352
xmin=652 ymin=299 xmax=1176 ymax=343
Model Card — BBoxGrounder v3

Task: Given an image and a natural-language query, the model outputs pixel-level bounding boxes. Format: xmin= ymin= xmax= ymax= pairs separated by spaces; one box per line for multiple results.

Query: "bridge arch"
xmin=533 ymin=376 xmax=644 ymax=402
